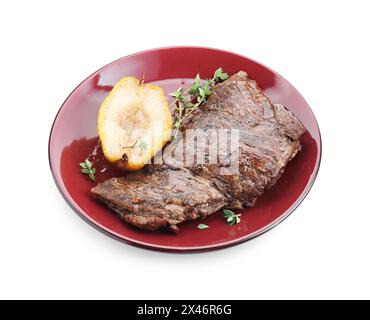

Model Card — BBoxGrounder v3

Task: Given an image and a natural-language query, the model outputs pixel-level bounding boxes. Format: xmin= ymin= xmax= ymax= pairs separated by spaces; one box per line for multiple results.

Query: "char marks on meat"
xmin=92 ymin=167 xmax=226 ymax=233
xmin=91 ymin=71 xmax=306 ymax=232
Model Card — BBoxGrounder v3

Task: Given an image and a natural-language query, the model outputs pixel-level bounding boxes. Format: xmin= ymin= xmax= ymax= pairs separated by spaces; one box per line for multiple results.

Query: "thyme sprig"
xmin=223 ymin=209 xmax=241 ymax=226
xmin=122 ymin=140 xmax=148 ymax=151
xmin=80 ymin=159 xmax=96 ymax=182
xmin=170 ymin=68 xmax=229 ymax=141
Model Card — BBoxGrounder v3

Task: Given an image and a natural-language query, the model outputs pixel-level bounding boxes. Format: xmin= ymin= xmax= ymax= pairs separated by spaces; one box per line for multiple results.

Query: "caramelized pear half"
xmin=98 ymin=77 xmax=172 ymax=171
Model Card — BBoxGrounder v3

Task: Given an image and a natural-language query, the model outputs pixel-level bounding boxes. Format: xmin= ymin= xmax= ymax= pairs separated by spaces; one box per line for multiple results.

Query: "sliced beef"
xmin=165 ymin=72 xmax=306 ymax=208
xmin=91 ymin=167 xmax=226 ymax=232
xmin=92 ymin=71 xmax=306 ymax=232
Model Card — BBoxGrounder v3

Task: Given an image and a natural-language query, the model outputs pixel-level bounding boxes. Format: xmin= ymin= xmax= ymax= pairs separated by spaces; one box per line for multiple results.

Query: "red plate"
xmin=49 ymin=47 xmax=321 ymax=252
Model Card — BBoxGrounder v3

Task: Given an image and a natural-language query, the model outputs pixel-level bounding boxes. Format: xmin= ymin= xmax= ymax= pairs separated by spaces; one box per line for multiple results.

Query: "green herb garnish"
xmin=137 ymin=141 xmax=148 ymax=151
xmin=80 ymin=159 xmax=96 ymax=181
xmin=170 ymin=68 xmax=229 ymax=141
xmin=223 ymin=209 xmax=241 ymax=226
xmin=122 ymin=140 xmax=148 ymax=151
xmin=197 ymin=223 xmax=209 ymax=230
xmin=214 ymin=67 xmax=229 ymax=82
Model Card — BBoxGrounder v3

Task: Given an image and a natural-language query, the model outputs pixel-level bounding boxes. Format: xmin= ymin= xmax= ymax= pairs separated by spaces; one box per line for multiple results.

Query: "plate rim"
xmin=48 ymin=45 xmax=322 ymax=253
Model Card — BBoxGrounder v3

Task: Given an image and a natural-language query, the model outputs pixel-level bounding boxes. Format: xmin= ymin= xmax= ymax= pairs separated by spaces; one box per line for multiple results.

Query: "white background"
xmin=1 ymin=0 xmax=369 ymax=300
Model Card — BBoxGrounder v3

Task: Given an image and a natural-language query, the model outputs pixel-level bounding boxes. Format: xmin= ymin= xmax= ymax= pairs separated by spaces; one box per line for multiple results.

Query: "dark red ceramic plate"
xmin=49 ymin=46 xmax=321 ymax=252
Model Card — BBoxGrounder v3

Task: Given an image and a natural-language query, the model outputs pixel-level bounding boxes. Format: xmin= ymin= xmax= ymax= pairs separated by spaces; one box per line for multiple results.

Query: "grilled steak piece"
xmin=92 ymin=71 xmax=306 ymax=232
xmin=91 ymin=167 xmax=227 ymax=232
xmin=166 ymin=72 xmax=306 ymax=208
